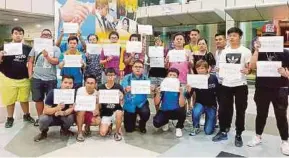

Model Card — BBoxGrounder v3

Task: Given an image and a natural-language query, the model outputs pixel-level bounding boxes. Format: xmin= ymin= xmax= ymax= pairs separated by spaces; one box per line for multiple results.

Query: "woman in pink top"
xmin=165 ymin=33 xmax=191 ymax=84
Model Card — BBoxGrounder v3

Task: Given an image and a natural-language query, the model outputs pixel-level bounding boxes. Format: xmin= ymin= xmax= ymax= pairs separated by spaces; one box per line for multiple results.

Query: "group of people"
xmin=1 ymin=22 xmax=289 ymax=155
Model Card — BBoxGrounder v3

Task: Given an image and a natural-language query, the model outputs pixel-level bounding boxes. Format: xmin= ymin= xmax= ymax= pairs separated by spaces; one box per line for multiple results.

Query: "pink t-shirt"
xmin=100 ymin=50 xmax=120 ymax=76
xmin=166 ymin=49 xmax=190 ymax=84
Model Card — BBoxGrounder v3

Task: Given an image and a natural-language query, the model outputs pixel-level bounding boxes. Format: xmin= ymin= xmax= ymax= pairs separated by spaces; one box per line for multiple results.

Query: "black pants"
xmin=254 ymin=87 xmax=288 ymax=140
xmin=124 ymin=101 xmax=150 ymax=132
xmin=218 ymin=85 xmax=248 ymax=135
xmin=153 ymin=107 xmax=186 ymax=129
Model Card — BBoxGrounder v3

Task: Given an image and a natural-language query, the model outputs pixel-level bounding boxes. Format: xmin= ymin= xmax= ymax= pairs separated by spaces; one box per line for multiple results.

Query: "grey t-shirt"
xmin=29 ymin=46 xmax=61 ymax=81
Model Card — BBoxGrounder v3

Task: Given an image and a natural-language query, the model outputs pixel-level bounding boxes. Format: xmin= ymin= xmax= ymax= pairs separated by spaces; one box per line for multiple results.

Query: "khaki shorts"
xmin=0 ymin=73 xmax=30 ymax=106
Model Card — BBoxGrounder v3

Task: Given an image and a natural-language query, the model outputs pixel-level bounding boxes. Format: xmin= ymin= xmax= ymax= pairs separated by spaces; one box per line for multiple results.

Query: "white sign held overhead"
xmin=257 ymin=61 xmax=282 ymax=77
xmin=86 ymin=44 xmax=102 ymax=55
xmin=187 ymin=74 xmax=209 ymax=89
xmin=64 ymin=55 xmax=82 ymax=67
xmin=74 ymin=95 xmax=96 ymax=111
xmin=259 ymin=36 xmax=284 ymax=52
xmin=148 ymin=46 xmax=164 ymax=57
xmin=98 ymin=90 xmax=120 ymax=104
xmin=102 ymin=44 xmax=120 ymax=56
xmin=3 ymin=43 xmax=23 ymax=56
xmin=53 ymin=89 xmax=75 ymax=104
xmin=138 ymin=25 xmax=153 ymax=35
xmin=63 ymin=23 xmax=79 ymax=34
xmin=126 ymin=41 xmax=142 ymax=53
xmin=160 ymin=78 xmax=180 ymax=92
xmin=131 ymin=80 xmax=151 ymax=94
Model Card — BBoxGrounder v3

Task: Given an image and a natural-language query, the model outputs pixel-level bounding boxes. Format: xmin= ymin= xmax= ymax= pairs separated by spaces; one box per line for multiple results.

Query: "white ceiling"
xmin=0 ymin=9 xmax=53 ymax=25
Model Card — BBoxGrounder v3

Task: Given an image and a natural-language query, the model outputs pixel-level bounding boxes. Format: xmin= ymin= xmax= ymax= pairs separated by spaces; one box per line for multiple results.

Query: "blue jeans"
xmin=192 ymin=103 xmax=216 ymax=135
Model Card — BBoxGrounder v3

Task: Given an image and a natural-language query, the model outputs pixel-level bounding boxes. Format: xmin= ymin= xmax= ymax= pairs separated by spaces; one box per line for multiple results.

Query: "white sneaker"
xmin=176 ymin=128 xmax=182 ymax=137
xmin=162 ymin=124 xmax=169 ymax=132
xmin=247 ymin=136 xmax=262 ymax=147
xmin=200 ymin=115 xmax=205 ymax=126
xmin=281 ymin=141 xmax=289 ymax=156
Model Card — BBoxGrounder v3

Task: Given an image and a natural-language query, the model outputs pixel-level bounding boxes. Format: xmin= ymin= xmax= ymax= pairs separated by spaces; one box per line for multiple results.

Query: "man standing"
xmin=212 ymin=27 xmax=252 ymax=147
xmin=184 ymin=29 xmax=200 ymax=54
xmin=213 ymin=33 xmax=227 ymax=77
xmin=247 ymin=23 xmax=289 ymax=155
xmin=34 ymin=75 xmax=75 ymax=142
xmin=0 ymin=26 xmax=35 ymax=128
xmin=28 ymin=29 xmax=61 ymax=126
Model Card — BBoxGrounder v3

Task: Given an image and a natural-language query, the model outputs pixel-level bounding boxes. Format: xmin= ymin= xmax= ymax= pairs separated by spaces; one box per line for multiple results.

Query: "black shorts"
xmin=31 ymin=78 xmax=57 ymax=102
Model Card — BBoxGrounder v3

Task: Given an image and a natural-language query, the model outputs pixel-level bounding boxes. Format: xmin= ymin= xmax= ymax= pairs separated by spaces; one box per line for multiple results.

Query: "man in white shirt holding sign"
xmin=75 ymin=74 xmax=100 ymax=142
xmin=247 ymin=23 xmax=289 ymax=155
xmin=34 ymin=75 xmax=75 ymax=142
xmin=212 ymin=27 xmax=252 ymax=147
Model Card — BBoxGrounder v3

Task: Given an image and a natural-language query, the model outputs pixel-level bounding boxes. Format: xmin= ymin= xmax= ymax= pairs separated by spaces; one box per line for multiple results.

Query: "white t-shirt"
xmin=219 ymin=45 xmax=252 ymax=87
xmin=77 ymin=87 xmax=97 ymax=96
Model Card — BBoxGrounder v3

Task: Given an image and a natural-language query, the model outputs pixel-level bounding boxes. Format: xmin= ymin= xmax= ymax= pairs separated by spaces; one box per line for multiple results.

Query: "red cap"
xmin=262 ymin=23 xmax=277 ymax=36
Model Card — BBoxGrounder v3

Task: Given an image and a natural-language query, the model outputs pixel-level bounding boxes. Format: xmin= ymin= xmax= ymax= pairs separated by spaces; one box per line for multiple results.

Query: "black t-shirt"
xmin=98 ymin=83 xmax=124 ymax=117
xmin=45 ymin=90 xmax=73 ymax=111
xmin=0 ymin=44 xmax=32 ymax=79
xmin=192 ymin=52 xmax=216 ymax=74
xmin=186 ymin=74 xmax=218 ymax=107
xmin=255 ymin=49 xmax=289 ymax=88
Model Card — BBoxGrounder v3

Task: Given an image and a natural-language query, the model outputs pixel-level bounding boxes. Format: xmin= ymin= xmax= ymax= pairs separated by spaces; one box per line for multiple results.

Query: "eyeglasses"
xmin=41 ymin=34 xmax=52 ymax=38
xmin=133 ymin=66 xmax=143 ymax=69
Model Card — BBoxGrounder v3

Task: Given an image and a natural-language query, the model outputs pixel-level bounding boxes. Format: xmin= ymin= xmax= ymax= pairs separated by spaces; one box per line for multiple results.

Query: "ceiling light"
xmin=13 ymin=18 xmax=18 ymax=21
xmin=36 ymin=24 xmax=41 ymax=28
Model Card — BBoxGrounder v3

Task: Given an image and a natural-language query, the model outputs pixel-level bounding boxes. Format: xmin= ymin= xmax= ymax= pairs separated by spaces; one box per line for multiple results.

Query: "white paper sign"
xmin=3 ymin=43 xmax=22 ymax=56
xmin=99 ymin=90 xmax=120 ymax=104
xmin=160 ymin=78 xmax=180 ymax=92
xmin=102 ymin=44 xmax=120 ymax=56
xmin=257 ymin=61 xmax=282 ymax=77
xmin=64 ymin=55 xmax=82 ymax=67
xmin=169 ymin=50 xmax=186 ymax=62
xmin=74 ymin=95 xmax=96 ymax=111
xmin=259 ymin=36 xmax=284 ymax=52
xmin=148 ymin=46 xmax=164 ymax=57
xmin=126 ymin=41 xmax=142 ymax=53
xmin=131 ymin=80 xmax=151 ymax=94
xmin=187 ymin=74 xmax=209 ymax=89
xmin=219 ymin=63 xmax=242 ymax=80
xmin=150 ymin=57 xmax=164 ymax=68
xmin=86 ymin=44 xmax=102 ymax=55
xmin=63 ymin=23 xmax=79 ymax=34
xmin=54 ymin=89 xmax=75 ymax=104
xmin=138 ymin=25 xmax=153 ymax=35
xmin=34 ymin=38 xmax=53 ymax=53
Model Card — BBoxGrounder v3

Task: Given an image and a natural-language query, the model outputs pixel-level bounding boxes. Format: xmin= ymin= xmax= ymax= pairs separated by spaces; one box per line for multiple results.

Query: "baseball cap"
xmin=262 ymin=23 xmax=277 ymax=36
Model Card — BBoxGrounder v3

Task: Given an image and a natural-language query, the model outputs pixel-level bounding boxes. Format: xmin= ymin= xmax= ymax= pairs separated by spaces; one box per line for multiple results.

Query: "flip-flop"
xmin=76 ymin=134 xmax=85 ymax=142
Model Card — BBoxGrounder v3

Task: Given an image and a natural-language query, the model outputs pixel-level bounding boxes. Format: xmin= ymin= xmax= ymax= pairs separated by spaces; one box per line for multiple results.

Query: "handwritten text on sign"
xmin=86 ymin=44 xmax=102 ymax=55
xmin=257 ymin=61 xmax=281 ymax=77
xmin=148 ymin=46 xmax=164 ymax=57
xmin=102 ymin=44 xmax=120 ymax=56
xmin=74 ymin=95 xmax=96 ymax=111
xmin=219 ymin=63 xmax=242 ymax=80
xmin=126 ymin=41 xmax=142 ymax=53
xmin=53 ymin=89 xmax=75 ymax=104
xmin=169 ymin=50 xmax=186 ymax=62
xmin=99 ymin=90 xmax=120 ymax=104
xmin=34 ymin=38 xmax=53 ymax=53
xmin=259 ymin=36 xmax=284 ymax=52
xmin=131 ymin=80 xmax=151 ymax=94
xmin=150 ymin=57 xmax=164 ymax=68
xmin=64 ymin=55 xmax=82 ymax=67
xmin=63 ymin=23 xmax=79 ymax=34
xmin=4 ymin=43 xmax=22 ymax=56
xmin=187 ymin=74 xmax=209 ymax=89
xmin=160 ymin=78 xmax=180 ymax=92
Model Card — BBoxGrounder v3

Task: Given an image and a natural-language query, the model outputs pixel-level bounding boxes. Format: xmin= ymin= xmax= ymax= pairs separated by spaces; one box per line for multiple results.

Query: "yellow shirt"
xmin=184 ymin=44 xmax=199 ymax=54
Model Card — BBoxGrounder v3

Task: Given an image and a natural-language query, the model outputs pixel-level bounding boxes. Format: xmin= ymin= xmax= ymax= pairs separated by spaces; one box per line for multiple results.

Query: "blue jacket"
xmin=121 ymin=73 xmax=149 ymax=113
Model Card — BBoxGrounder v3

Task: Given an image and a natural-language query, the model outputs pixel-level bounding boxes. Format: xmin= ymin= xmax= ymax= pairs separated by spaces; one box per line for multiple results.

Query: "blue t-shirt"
xmin=59 ymin=53 xmax=86 ymax=84
xmin=160 ymin=91 xmax=180 ymax=111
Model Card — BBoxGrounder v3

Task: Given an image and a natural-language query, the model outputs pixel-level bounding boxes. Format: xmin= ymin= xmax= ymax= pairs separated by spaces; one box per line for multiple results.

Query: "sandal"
xmin=76 ymin=133 xmax=85 ymax=142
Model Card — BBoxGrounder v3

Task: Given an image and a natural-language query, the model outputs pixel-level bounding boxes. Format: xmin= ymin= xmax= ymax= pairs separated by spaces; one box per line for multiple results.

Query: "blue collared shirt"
xmin=121 ymin=73 xmax=149 ymax=113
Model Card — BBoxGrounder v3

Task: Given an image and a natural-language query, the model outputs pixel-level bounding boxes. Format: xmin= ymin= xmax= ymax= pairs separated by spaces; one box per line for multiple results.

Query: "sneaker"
xmin=162 ymin=124 xmax=169 ymax=132
xmin=176 ymin=128 xmax=183 ymax=137
xmin=34 ymin=131 xmax=48 ymax=142
xmin=281 ymin=141 xmax=289 ymax=156
xmin=34 ymin=119 xmax=39 ymax=127
xmin=235 ymin=135 xmax=243 ymax=147
xmin=5 ymin=117 xmax=14 ymax=128
xmin=189 ymin=128 xmax=200 ymax=136
xmin=247 ymin=136 xmax=262 ymax=147
xmin=114 ymin=133 xmax=122 ymax=141
xmin=23 ymin=113 xmax=35 ymax=123
xmin=212 ymin=131 xmax=228 ymax=142
xmin=76 ymin=133 xmax=85 ymax=142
